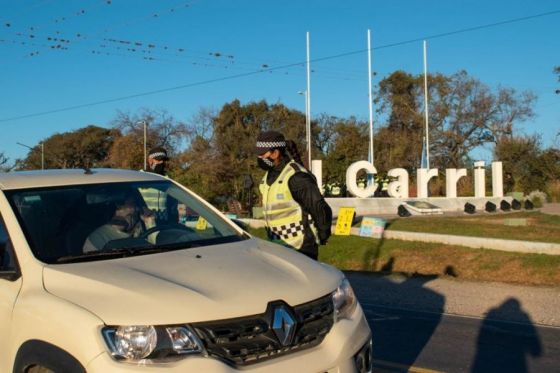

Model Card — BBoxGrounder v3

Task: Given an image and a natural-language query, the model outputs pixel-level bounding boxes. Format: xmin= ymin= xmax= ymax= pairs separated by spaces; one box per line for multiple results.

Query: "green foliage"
xmin=376 ymin=70 xmax=535 ymax=170
xmin=11 ymin=68 xmax=545 ymax=200
xmin=18 ymin=125 xmax=118 ymax=170
xmin=495 ymin=135 xmax=560 ymax=194
xmin=176 ymin=100 xmax=307 ymax=207
xmin=376 ymin=70 xmax=425 ymax=171
xmin=107 ymin=109 xmax=188 ymax=171
xmin=531 ymin=196 xmax=543 ymax=208
xmin=321 ymin=117 xmax=369 ymax=192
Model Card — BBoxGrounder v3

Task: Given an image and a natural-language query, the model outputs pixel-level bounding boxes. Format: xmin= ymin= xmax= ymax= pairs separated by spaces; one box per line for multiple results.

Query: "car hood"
xmin=43 ymin=238 xmax=342 ymax=325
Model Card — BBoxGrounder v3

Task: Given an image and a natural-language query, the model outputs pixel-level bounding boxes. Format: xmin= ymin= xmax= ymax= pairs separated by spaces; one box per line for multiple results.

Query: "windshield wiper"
xmin=56 ymin=246 xmax=176 ymax=264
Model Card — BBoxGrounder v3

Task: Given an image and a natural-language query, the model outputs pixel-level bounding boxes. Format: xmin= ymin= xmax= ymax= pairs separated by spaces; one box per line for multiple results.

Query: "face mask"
xmin=257 ymin=157 xmax=275 ymax=171
xmin=151 ymin=163 xmax=166 ymax=175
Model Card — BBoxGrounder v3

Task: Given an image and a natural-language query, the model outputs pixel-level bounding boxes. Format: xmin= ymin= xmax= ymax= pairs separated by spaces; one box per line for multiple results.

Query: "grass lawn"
xmin=385 ymin=211 xmax=560 ymax=243
xmin=248 ymin=227 xmax=560 ymax=287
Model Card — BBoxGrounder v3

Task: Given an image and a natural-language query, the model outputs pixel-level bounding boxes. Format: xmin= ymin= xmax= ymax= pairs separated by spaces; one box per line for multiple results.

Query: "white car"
xmin=0 ymin=169 xmax=371 ymax=373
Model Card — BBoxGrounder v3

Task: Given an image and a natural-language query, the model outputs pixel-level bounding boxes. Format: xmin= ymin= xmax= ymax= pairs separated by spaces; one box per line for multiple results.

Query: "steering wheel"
xmin=140 ymin=223 xmax=195 ymax=239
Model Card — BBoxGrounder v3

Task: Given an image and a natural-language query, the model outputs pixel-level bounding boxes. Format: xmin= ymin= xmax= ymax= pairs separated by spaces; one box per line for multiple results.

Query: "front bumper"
xmin=87 ymin=304 xmax=371 ymax=373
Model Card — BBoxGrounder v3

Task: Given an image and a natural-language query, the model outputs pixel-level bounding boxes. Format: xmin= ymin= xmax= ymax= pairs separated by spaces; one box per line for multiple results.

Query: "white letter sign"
xmin=346 ymin=161 xmax=377 ymax=198
xmin=387 ymin=168 xmax=409 ymax=198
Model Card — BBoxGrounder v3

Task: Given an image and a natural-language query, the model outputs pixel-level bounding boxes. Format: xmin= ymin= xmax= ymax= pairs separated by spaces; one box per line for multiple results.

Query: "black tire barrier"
xmin=525 ymin=200 xmax=534 ymax=210
xmin=500 ymin=200 xmax=511 ymax=211
xmin=464 ymin=202 xmax=476 ymax=214
xmin=397 ymin=205 xmax=411 ymax=217
xmin=512 ymin=199 xmax=521 ymax=210
xmin=485 ymin=201 xmax=497 ymax=213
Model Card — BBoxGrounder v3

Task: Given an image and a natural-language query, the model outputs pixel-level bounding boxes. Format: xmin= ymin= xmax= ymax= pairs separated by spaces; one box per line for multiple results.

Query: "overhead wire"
xmin=1 ymin=8 xmax=559 ymax=123
xmin=1 ymin=1 xmax=366 ymax=78
xmin=1 ymin=0 xmax=366 ymax=78
xmin=2 ymin=1 xmax=196 ymax=60
xmin=2 ymin=26 xmax=364 ymax=81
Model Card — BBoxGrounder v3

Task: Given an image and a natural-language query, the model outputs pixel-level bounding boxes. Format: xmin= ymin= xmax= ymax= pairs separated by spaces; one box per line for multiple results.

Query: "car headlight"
xmin=332 ymin=278 xmax=358 ymax=321
xmin=102 ymin=325 xmax=204 ymax=362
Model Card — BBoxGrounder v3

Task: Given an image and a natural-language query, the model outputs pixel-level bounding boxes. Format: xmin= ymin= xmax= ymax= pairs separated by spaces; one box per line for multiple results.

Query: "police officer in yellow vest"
xmin=256 ymin=131 xmax=332 ymax=260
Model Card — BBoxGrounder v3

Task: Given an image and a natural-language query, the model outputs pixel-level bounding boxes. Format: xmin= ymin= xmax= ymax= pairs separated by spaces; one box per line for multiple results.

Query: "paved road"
xmin=346 ymin=272 xmax=560 ymax=372
xmin=364 ymin=305 xmax=560 ymax=373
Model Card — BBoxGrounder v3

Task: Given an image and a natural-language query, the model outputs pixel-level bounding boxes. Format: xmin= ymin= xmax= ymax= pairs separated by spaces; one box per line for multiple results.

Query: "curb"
xmin=239 ymin=219 xmax=560 ymax=256
xmin=349 ymin=227 xmax=560 ymax=255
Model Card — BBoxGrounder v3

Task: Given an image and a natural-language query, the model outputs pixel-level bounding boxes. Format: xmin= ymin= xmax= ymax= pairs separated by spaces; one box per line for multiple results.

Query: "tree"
xmin=174 ymin=135 xmax=218 ymax=200
xmin=175 ymin=100 xmax=308 ymax=206
xmin=0 ymin=152 xmax=13 ymax=172
xmin=494 ymin=135 xmax=556 ymax=193
xmin=321 ymin=117 xmax=369 ymax=192
xmin=377 ymin=70 xmax=535 ymax=170
xmin=18 ymin=126 xmax=118 ymax=170
xmin=376 ymin=70 xmax=449 ymax=171
xmin=107 ymin=109 xmax=188 ymax=172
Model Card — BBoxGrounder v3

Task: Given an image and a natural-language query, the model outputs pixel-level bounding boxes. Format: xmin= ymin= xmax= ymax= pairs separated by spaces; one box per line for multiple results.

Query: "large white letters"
xmin=311 ymin=160 xmax=323 ymax=193
xmin=323 ymin=160 xmax=503 ymax=199
xmin=474 ymin=161 xmax=485 ymax=198
xmin=492 ymin=161 xmax=503 ymax=198
xmin=416 ymin=168 xmax=438 ymax=198
xmin=445 ymin=168 xmax=467 ymax=198
xmin=387 ymin=168 xmax=409 ymax=198
xmin=346 ymin=161 xmax=377 ymax=198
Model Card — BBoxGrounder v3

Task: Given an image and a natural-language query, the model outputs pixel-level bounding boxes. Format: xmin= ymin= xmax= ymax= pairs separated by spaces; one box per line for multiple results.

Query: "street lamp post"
xmin=17 ymin=141 xmax=44 ymax=170
xmin=138 ymin=120 xmax=148 ymax=170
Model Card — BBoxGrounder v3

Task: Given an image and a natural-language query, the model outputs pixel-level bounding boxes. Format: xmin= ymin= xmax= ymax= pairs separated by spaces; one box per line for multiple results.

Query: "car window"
xmin=0 ymin=215 xmax=17 ymax=272
xmin=5 ymin=181 xmax=246 ymax=264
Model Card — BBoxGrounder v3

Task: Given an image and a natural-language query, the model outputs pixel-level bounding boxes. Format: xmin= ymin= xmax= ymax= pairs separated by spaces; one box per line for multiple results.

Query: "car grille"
xmin=192 ymin=294 xmax=334 ymax=366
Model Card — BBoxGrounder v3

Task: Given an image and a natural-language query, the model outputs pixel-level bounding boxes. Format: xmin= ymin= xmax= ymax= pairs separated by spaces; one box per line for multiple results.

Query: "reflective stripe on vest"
xmin=259 ymin=161 xmax=318 ymax=249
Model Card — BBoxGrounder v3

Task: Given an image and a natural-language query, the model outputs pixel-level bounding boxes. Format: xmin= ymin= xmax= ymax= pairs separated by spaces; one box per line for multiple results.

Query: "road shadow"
xmin=471 ymin=298 xmax=542 ymax=373
xmin=345 ymin=271 xmax=444 ymax=372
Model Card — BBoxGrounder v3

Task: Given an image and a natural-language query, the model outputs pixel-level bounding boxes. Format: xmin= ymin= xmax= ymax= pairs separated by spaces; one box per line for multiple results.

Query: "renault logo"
xmin=272 ymin=306 xmax=296 ymax=346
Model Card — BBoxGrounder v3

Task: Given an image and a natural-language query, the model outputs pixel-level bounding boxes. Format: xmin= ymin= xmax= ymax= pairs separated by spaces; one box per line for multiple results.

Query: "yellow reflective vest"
xmin=259 ymin=161 xmax=318 ymax=250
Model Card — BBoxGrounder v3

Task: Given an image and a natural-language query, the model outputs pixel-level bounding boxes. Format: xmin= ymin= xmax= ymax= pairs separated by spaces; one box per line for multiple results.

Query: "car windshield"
xmin=5 ymin=181 xmax=246 ymax=264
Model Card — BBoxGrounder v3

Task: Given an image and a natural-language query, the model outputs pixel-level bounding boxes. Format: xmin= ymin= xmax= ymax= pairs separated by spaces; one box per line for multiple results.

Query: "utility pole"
xmin=138 ymin=120 xmax=147 ymax=170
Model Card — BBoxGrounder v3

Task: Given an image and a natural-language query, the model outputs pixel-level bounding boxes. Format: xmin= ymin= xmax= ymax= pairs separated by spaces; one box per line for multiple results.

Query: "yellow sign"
xmin=196 ymin=216 xmax=208 ymax=230
xmin=334 ymin=207 xmax=355 ymax=236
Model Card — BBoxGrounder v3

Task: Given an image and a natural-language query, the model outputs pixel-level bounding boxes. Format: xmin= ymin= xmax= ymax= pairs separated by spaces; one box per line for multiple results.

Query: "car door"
xmin=0 ymin=213 xmax=22 ymax=368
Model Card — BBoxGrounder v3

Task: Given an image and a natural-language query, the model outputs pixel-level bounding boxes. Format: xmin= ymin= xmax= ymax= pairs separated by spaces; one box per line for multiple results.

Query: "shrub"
xmin=528 ymin=190 xmax=547 ymax=208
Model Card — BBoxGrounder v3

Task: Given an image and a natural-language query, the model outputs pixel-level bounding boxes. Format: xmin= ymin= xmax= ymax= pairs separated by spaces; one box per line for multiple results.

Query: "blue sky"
xmin=1 ymin=0 xmax=559 ymax=164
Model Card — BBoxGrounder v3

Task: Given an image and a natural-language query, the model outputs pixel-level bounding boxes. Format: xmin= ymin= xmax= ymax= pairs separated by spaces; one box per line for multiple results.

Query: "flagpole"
xmin=423 ymin=40 xmax=430 ymax=169
xmin=367 ymin=29 xmax=374 ymax=166
xmin=306 ymin=31 xmax=312 ymax=169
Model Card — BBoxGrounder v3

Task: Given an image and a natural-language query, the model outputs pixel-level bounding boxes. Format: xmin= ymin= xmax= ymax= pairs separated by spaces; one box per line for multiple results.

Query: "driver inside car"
xmin=83 ymin=196 xmax=156 ymax=253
